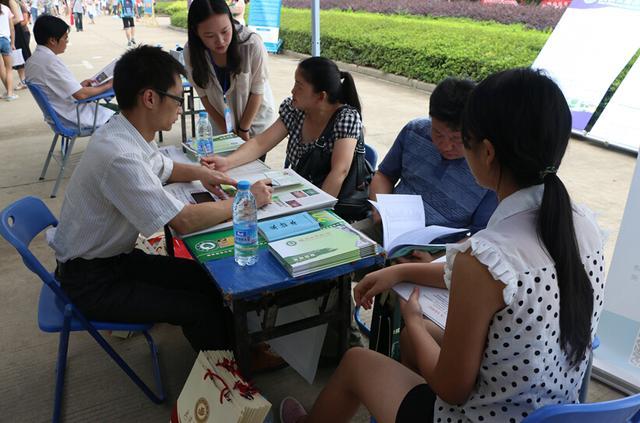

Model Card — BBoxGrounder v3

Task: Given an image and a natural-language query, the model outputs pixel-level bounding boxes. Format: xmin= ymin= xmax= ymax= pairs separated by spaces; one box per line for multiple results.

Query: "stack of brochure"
xmin=182 ymin=133 xmax=245 ymax=160
xmin=269 ymin=223 xmax=377 ymax=277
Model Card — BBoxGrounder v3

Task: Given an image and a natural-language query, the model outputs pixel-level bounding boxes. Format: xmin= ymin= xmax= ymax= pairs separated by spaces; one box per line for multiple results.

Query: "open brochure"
xmin=370 ymin=194 xmax=469 ymax=259
xmin=393 ymin=283 xmax=449 ymax=330
xmin=164 ymin=168 xmax=338 ymax=236
xmin=89 ymin=58 xmax=117 ymax=87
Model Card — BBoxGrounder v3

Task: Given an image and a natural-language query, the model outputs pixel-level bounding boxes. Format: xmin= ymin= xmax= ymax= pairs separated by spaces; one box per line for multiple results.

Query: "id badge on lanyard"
xmin=213 ymin=56 xmax=234 ymax=134
xmin=223 ymin=94 xmax=234 ymax=134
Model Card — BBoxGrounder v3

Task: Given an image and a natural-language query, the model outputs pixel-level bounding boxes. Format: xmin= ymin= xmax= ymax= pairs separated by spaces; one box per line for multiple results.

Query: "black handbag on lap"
xmin=294 ymin=107 xmax=373 ymax=222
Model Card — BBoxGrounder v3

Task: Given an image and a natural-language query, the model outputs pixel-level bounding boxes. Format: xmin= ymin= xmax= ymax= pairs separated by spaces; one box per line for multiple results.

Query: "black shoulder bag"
xmin=294 ymin=107 xmax=374 ymax=222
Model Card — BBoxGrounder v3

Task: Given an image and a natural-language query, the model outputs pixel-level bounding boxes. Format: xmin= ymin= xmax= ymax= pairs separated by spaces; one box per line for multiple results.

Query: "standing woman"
xmin=12 ymin=0 xmax=31 ymax=90
xmin=0 ymin=0 xmax=16 ymax=101
xmin=183 ymin=0 xmax=275 ymax=141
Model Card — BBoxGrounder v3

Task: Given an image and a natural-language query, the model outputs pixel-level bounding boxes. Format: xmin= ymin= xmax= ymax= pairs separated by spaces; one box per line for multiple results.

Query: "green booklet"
xmin=269 ymin=224 xmax=377 ymax=277
xmin=183 ymin=209 xmax=347 ymax=263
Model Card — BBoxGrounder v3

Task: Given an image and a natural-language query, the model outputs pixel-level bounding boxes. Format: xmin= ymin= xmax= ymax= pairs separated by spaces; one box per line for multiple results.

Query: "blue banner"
xmin=247 ymin=0 xmax=283 ymax=53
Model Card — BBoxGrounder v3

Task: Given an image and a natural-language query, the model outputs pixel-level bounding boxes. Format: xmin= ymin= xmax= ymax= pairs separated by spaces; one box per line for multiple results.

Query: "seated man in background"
xmin=25 ymin=15 xmax=115 ymax=129
xmin=355 ymin=77 xmax=498 ymax=263
xmin=51 ymin=45 xmax=273 ymax=352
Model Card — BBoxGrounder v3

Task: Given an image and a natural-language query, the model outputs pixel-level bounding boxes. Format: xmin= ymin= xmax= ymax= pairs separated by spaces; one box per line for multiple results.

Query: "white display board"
xmin=594 ymin=155 xmax=640 ymax=393
xmin=589 ymin=59 xmax=640 ymax=153
xmin=532 ymin=0 xmax=640 ymax=131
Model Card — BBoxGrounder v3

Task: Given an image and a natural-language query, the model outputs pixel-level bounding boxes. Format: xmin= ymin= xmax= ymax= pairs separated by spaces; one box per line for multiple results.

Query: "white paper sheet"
xmin=392 ymin=283 xmax=449 ymax=329
xmin=247 ymin=300 xmax=327 ymax=384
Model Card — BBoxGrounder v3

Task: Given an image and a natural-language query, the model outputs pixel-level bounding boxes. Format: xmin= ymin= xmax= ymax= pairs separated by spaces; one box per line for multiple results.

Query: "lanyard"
xmin=210 ymin=54 xmax=234 ymax=133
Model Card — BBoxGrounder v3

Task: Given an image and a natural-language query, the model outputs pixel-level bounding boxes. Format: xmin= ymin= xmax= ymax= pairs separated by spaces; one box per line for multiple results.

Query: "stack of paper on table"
xmin=184 ymin=209 xmax=348 ymax=263
xmin=371 ymin=194 xmax=469 ymax=259
xmin=165 ymin=169 xmax=338 ymax=236
xmin=269 ymin=223 xmax=378 ymax=277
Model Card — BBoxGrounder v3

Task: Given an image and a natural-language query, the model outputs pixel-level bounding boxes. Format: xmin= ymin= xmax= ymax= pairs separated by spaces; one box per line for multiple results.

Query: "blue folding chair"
xmin=523 ymin=392 xmax=640 ymax=422
xmin=0 ymin=196 xmax=165 ymax=423
xmin=364 ymin=144 xmax=378 ymax=170
xmin=26 ymin=81 xmax=115 ymax=198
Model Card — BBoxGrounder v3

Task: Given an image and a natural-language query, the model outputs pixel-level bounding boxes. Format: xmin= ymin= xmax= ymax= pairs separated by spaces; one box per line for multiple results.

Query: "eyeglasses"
xmin=154 ymin=89 xmax=184 ymax=107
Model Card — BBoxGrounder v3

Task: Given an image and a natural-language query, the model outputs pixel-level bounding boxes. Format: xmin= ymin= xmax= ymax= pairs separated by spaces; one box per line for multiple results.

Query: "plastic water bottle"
xmin=195 ymin=111 xmax=214 ymax=157
xmin=233 ymin=180 xmax=258 ymax=266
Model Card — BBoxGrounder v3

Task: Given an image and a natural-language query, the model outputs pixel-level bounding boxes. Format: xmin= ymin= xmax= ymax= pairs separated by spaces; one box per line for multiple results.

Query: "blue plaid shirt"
xmin=378 ymin=118 xmax=497 ymax=233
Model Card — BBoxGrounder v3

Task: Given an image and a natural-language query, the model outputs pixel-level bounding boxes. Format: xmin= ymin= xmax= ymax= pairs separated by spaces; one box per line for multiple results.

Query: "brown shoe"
xmin=250 ymin=343 xmax=287 ymax=373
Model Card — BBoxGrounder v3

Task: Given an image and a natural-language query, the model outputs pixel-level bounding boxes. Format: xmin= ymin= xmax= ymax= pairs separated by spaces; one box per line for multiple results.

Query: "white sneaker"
xmin=4 ymin=94 xmax=18 ymax=101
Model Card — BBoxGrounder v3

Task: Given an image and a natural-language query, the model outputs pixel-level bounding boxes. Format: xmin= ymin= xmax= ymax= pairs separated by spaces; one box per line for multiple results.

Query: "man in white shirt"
xmin=25 ymin=15 xmax=114 ymax=129
xmin=51 ymin=45 xmax=273 ymax=351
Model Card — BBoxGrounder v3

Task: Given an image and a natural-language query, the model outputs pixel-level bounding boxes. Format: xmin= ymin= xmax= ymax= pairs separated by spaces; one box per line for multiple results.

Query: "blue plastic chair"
xmin=364 ymin=144 xmax=378 ymax=170
xmin=523 ymin=392 xmax=640 ymax=422
xmin=0 ymin=196 xmax=165 ymax=423
xmin=26 ymin=81 xmax=115 ymax=198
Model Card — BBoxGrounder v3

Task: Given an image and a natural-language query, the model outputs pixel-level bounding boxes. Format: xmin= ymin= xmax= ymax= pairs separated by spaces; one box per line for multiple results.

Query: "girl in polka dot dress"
xmin=279 ymin=68 xmax=606 ymax=423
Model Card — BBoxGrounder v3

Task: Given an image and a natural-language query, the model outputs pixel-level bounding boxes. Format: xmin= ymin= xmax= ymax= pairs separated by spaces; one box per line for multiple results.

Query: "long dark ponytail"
xmin=298 ymin=56 xmax=362 ymax=115
xmin=462 ymin=68 xmax=593 ymax=365
xmin=187 ymin=0 xmax=248 ymax=87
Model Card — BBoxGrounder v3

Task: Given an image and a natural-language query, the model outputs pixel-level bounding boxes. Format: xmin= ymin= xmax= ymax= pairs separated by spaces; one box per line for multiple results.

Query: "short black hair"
xmin=113 ymin=45 xmax=187 ymax=111
xmin=33 ymin=15 xmax=70 ymax=45
xmin=429 ymin=77 xmax=476 ymax=130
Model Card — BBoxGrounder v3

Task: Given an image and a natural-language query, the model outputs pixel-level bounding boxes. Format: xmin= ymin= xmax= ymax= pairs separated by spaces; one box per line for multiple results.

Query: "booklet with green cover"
xmin=269 ymin=224 xmax=378 ymax=277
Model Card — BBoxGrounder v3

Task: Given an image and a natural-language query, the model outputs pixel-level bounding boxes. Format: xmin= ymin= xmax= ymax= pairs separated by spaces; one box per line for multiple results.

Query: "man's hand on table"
xmin=250 ymin=179 xmax=274 ymax=208
xmin=200 ymin=155 xmax=229 ymax=172
xmin=199 ymin=167 xmax=237 ymax=198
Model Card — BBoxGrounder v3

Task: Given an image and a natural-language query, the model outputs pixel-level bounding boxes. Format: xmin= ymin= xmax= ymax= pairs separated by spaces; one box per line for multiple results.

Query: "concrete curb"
xmin=167 ymin=24 xmax=436 ymax=94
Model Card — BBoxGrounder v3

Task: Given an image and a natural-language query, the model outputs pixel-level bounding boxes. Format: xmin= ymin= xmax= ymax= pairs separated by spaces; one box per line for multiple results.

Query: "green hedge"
xmin=158 ymin=2 xmax=548 ymax=83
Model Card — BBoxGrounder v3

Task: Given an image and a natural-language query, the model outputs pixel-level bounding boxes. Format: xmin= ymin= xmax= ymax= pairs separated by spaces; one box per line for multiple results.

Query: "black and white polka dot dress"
xmin=436 ymin=185 xmax=606 ymax=423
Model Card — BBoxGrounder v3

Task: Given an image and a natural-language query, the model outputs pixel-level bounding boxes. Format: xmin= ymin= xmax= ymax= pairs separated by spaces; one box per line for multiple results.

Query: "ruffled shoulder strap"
xmin=444 ymin=236 xmax=519 ymax=305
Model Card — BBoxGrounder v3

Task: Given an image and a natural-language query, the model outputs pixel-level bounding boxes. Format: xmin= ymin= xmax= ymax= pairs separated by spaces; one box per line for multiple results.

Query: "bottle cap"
xmin=199 ymin=111 xmax=208 ymax=118
xmin=237 ymin=180 xmax=250 ymax=190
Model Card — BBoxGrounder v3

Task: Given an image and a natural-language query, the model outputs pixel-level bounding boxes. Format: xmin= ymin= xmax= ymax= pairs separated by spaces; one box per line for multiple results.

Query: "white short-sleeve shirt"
xmin=25 ymin=45 xmax=115 ymax=129
xmin=51 ymin=114 xmax=185 ymax=262
xmin=183 ymin=26 xmax=276 ymax=137
xmin=436 ymin=185 xmax=606 ymax=423
xmin=0 ymin=5 xmax=13 ymax=39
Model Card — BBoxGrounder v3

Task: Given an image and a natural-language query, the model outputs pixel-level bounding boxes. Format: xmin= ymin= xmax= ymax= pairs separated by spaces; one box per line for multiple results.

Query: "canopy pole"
xmin=311 ymin=0 xmax=320 ymax=56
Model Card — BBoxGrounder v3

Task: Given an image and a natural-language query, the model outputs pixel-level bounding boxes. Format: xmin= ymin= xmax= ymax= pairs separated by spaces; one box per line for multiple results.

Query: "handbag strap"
xmin=312 ymin=105 xmax=365 ymax=154
xmin=312 ymin=106 xmax=346 ymax=150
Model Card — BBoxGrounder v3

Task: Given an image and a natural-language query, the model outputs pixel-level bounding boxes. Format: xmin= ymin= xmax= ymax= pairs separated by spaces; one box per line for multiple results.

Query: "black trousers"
xmin=56 ymin=249 xmax=233 ymax=351
xmin=74 ymin=12 xmax=83 ymax=31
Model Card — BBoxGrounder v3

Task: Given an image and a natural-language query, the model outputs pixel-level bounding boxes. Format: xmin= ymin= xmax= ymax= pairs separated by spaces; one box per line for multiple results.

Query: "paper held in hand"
xmin=370 ymin=194 xmax=469 ymax=259
xmin=171 ymin=350 xmax=271 ymax=423
xmin=392 ymin=282 xmax=449 ymax=330
xmin=89 ymin=58 xmax=117 ymax=86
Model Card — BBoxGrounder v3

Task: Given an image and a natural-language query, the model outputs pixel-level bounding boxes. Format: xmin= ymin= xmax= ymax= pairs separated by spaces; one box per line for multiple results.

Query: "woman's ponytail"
xmin=539 ymin=173 xmax=593 ymax=365
xmin=340 ymin=71 xmax=362 ymax=115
